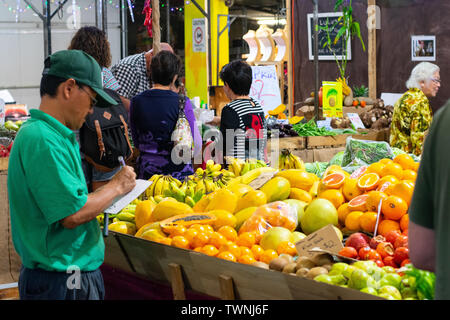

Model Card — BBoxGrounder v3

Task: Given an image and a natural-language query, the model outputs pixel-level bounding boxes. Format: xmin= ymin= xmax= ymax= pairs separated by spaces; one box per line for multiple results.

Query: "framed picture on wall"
xmin=307 ymin=12 xmax=351 ymax=61
xmin=411 ymin=35 xmax=436 ymax=61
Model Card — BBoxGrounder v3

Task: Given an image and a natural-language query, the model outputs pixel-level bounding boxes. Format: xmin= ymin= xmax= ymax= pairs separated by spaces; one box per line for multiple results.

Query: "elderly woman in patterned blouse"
xmin=390 ymin=62 xmax=440 ymax=156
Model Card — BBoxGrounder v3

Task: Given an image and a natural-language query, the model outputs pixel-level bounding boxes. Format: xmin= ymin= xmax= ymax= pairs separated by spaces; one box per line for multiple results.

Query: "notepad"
xmin=104 ymin=179 xmax=152 ymax=214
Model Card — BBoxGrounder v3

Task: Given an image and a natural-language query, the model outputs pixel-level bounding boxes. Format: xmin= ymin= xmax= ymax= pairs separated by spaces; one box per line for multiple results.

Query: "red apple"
xmin=345 ymin=233 xmax=371 ymax=252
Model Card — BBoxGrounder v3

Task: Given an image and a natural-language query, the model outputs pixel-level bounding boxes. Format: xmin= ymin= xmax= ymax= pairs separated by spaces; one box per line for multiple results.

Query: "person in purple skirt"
xmin=129 ymin=51 xmax=201 ymax=180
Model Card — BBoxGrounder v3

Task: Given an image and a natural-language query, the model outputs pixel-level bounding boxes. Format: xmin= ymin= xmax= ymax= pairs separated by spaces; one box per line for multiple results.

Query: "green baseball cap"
xmin=42 ymin=49 xmax=118 ymax=107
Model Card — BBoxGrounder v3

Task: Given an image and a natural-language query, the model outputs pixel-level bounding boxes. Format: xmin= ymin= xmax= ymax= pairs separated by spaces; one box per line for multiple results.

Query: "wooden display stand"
xmin=268 ymin=128 xmax=390 ymax=163
xmin=103 ymin=232 xmax=381 ymax=300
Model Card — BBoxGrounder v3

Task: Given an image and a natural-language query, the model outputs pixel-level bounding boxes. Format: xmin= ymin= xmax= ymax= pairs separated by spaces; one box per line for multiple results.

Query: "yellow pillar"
xmin=184 ymin=0 xmax=229 ymax=105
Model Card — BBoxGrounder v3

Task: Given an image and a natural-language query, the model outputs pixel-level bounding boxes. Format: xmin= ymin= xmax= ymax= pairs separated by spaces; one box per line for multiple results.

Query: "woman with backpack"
xmin=129 ymin=51 xmax=201 ymax=180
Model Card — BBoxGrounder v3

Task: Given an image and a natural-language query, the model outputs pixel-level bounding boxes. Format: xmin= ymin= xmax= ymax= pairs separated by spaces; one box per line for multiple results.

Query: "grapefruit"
xmin=321 ymin=172 xmax=346 ymax=189
xmin=348 ymin=194 xmax=369 ymax=212
xmin=259 ymin=227 xmax=292 ymax=251
xmin=300 ymin=198 xmax=338 ymax=235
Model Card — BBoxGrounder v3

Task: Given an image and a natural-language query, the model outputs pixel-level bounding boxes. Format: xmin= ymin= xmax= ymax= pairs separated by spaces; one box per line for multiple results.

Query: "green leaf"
xmin=333 ymin=27 xmax=346 ymax=45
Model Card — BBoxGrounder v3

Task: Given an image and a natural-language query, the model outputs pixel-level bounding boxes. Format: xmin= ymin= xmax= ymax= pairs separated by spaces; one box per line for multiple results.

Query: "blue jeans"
xmin=18 ymin=266 xmax=105 ymax=300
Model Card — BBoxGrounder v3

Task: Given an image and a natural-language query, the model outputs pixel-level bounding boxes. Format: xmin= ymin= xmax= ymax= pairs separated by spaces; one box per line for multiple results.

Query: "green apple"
xmin=329 ymin=262 xmax=349 ymax=276
xmin=342 ymin=265 xmax=357 ymax=279
xmin=348 ymin=269 xmax=376 ymax=290
xmin=400 ymin=287 xmax=418 ymax=300
xmin=352 ymin=260 xmax=377 ymax=272
xmin=360 ymin=287 xmax=378 ymax=296
xmin=379 ymin=285 xmax=402 ymax=300
xmin=382 ymin=266 xmax=396 ymax=274
xmin=378 ymin=293 xmax=396 ymax=300
xmin=379 ymin=273 xmax=402 ymax=290
xmin=329 ymin=274 xmax=347 ymax=286
xmin=290 ymin=231 xmax=307 ymax=243
xmin=314 ymin=274 xmax=334 ymax=284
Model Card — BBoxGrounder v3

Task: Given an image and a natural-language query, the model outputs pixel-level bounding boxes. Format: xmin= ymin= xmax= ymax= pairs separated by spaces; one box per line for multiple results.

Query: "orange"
xmin=156 ymin=237 xmax=173 ymax=246
xmin=367 ymin=162 xmax=386 ymax=176
xmin=342 ymin=178 xmax=364 ymax=201
xmin=349 ymin=166 xmax=368 ymax=179
xmin=260 ymin=249 xmax=279 ymax=264
xmin=337 ymin=203 xmax=352 ymax=225
xmin=171 ymin=236 xmax=190 ymax=249
xmin=190 ymin=224 xmax=207 ymax=233
xmin=390 ymin=180 xmax=414 ymax=206
xmin=401 ymin=169 xmax=417 ymax=182
xmin=218 ymin=226 xmax=238 ymax=242
xmin=357 ymin=172 xmax=380 ymax=191
xmin=193 ymin=247 xmax=203 ymax=253
xmin=239 ymin=246 xmax=254 ymax=258
xmin=393 ymin=154 xmax=415 ymax=170
xmin=203 ymin=224 xmax=215 ymax=236
xmin=380 ymin=163 xmax=403 ymax=179
xmin=276 ymin=241 xmax=297 ymax=256
xmin=219 ymin=242 xmax=241 ymax=258
xmin=377 ymin=219 xmax=400 ymax=237
xmin=236 ymin=232 xmax=257 ymax=248
xmin=365 ymin=190 xmax=388 ymax=212
xmin=201 ymin=244 xmax=219 ymax=256
xmin=321 ymin=172 xmax=346 ymax=189
xmin=382 ymin=196 xmax=408 ymax=220
xmin=184 ymin=228 xmax=199 ymax=243
xmin=379 ymin=158 xmax=394 ymax=165
xmin=348 ymin=194 xmax=369 ymax=211
xmin=400 ymin=214 xmax=409 ymax=231
xmin=217 ymin=251 xmax=237 ymax=262
xmin=360 ymin=211 xmax=378 ymax=233
xmin=411 ymin=162 xmax=420 ymax=172
xmin=167 ymin=225 xmax=187 ymax=238
xmin=209 ymin=231 xmax=228 ymax=249
xmin=238 ymin=255 xmax=256 ymax=265
xmin=379 ymin=175 xmax=400 ymax=186
xmin=191 ymin=232 xmax=210 ymax=248
xmin=383 ymin=182 xmax=398 ymax=196
xmin=251 ymin=244 xmax=265 ymax=260
xmin=345 ymin=211 xmax=364 ymax=231
xmin=318 ymin=189 xmax=345 ymax=209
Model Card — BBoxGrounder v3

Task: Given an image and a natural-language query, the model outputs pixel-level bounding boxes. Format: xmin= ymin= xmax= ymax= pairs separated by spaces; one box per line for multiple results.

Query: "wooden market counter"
xmin=267 ymin=128 xmax=390 ymax=163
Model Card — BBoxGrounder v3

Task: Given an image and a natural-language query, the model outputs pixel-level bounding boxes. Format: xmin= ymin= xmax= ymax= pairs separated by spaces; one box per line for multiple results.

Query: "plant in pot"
xmin=319 ymin=0 xmax=366 ymax=102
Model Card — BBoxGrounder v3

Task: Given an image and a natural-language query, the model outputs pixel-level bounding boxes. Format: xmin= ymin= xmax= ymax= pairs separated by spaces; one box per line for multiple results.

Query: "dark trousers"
xmin=18 ymin=266 xmax=105 ymax=300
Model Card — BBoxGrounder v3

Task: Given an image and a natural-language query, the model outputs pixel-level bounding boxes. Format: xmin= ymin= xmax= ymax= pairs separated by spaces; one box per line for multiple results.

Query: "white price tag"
xmin=346 ymin=113 xmax=366 ymax=129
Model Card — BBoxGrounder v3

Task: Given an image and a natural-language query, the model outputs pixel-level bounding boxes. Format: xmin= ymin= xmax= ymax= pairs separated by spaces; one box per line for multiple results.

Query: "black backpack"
xmin=79 ymin=88 xmax=133 ymax=172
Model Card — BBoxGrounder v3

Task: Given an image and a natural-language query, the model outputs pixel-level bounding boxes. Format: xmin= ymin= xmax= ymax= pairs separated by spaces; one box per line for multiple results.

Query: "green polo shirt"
xmin=409 ymin=100 xmax=450 ymax=300
xmin=7 ymin=109 xmax=104 ymax=272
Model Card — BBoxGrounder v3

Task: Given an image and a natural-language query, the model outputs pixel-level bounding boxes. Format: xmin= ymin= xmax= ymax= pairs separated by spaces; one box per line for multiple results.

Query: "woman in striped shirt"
xmin=219 ymin=60 xmax=267 ymax=162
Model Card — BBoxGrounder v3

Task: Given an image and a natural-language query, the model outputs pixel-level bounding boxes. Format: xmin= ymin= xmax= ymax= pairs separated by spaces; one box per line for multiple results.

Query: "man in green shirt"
xmin=7 ymin=50 xmax=136 ymax=300
xmin=409 ymin=99 xmax=450 ymax=300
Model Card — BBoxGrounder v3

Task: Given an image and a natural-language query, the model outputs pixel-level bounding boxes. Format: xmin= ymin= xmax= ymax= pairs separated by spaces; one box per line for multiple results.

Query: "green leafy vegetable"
xmin=292 ymin=119 xmax=337 ymax=137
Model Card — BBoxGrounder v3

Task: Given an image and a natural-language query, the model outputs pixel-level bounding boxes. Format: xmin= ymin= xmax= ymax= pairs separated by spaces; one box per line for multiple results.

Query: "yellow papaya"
xmin=135 ymin=200 xmax=157 ymax=229
xmin=259 ymin=177 xmax=291 ymax=202
xmin=150 ymin=200 xmax=193 ymax=222
xmin=205 ymin=189 xmax=238 ymax=213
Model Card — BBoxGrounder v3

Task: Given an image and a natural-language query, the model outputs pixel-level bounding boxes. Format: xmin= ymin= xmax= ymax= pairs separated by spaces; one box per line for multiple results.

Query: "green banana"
xmin=241 ymin=162 xmax=251 ymax=175
xmin=184 ymin=196 xmax=196 ymax=207
xmin=193 ymin=189 xmax=205 ymax=203
xmin=170 ymin=181 xmax=186 ymax=202
xmin=186 ymin=185 xmax=195 ymax=198
xmin=116 ymin=212 xmax=136 ymax=223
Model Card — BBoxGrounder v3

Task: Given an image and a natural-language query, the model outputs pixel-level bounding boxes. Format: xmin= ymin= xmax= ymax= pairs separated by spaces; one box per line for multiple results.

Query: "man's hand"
xmin=206 ymin=116 xmax=221 ymax=127
xmin=110 ymin=165 xmax=136 ymax=195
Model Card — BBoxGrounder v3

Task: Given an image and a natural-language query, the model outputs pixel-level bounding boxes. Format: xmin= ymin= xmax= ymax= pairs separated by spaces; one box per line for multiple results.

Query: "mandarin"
xmin=360 ymin=211 xmax=378 ymax=233
xmin=201 ymin=244 xmax=219 ymax=256
xmin=276 ymin=241 xmax=297 ymax=256
xmin=167 ymin=225 xmax=187 ymax=238
xmin=217 ymin=251 xmax=237 ymax=262
xmin=209 ymin=231 xmax=228 ymax=249
xmin=239 ymin=246 xmax=254 ymax=258
xmin=236 ymin=232 xmax=257 ymax=248
xmin=184 ymin=228 xmax=199 ymax=243
xmin=218 ymin=225 xmax=238 ymax=241
xmin=400 ymin=214 xmax=409 ymax=231
xmin=191 ymin=232 xmax=210 ymax=248
xmin=377 ymin=219 xmax=401 ymax=237
xmin=345 ymin=211 xmax=364 ymax=231
xmin=382 ymin=196 xmax=408 ymax=220
xmin=260 ymin=249 xmax=279 ymax=264
xmin=238 ymin=255 xmax=256 ymax=265
xmin=171 ymin=236 xmax=190 ymax=249
xmin=251 ymin=244 xmax=265 ymax=260
xmin=219 ymin=242 xmax=241 ymax=258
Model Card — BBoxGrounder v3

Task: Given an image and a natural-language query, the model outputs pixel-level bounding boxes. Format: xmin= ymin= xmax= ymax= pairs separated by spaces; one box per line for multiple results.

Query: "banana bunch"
xmin=97 ymin=203 xmax=138 ymax=227
xmin=146 ymin=174 xmax=181 ymax=198
xmin=278 ymin=149 xmax=305 ymax=170
xmin=336 ymin=77 xmax=351 ymax=96
xmin=225 ymin=157 xmax=267 ymax=176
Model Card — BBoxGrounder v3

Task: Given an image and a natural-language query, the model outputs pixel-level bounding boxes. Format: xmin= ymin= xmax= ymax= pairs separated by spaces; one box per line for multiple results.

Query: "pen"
xmin=103 ymin=156 xmax=126 ymax=237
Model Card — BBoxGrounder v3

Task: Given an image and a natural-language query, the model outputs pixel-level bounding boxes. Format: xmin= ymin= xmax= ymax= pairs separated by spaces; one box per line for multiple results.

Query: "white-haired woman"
xmin=390 ymin=62 xmax=440 ymax=156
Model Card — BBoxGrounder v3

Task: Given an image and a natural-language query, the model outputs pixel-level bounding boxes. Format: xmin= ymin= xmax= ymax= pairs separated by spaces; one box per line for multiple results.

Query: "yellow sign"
xmin=322 ymin=81 xmax=343 ymax=118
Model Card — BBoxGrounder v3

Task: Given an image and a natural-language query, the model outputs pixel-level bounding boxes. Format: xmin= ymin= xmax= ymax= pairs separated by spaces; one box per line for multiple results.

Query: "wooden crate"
xmin=104 ymin=232 xmax=382 ymax=300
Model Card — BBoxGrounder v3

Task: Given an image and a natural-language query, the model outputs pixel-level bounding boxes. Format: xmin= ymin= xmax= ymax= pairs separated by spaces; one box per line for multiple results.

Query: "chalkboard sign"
xmin=307 ymin=12 xmax=352 ymax=61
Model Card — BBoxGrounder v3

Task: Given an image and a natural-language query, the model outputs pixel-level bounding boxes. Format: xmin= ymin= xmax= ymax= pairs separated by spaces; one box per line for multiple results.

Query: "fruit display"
xmin=99 ymin=145 xmax=435 ymax=300
xmin=225 ymin=157 xmax=268 ymax=176
xmin=278 ymin=149 xmax=305 ymax=170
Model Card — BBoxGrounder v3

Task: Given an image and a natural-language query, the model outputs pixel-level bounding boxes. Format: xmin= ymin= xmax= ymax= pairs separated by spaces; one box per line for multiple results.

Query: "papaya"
xmin=235 ymin=190 xmax=267 ymax=213
xmin=276 ymin=170 xmax=318 ymax=191
xmin=205 ymin=189 xmax=238 ymax=213
xmin=108 ymin=221 xmax=137 ymax=235
xmin=160 ymin=213 xmax=217 ymax=233
xmin=193 ymin=193 xmax=212 ymax=212
xmin=135 ymin=200 xmax=157 ymax=229
xmin=259 ymin=177 xmax=291 ymax=202
xmin=150 ymin=200 xmax=193 ymax=222
xmin=135 ymin=222 xmax=163 ymax=238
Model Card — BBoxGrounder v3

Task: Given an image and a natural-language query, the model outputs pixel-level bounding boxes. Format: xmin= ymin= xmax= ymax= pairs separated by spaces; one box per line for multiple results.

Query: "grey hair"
xmin=406 ymin=62 xmax=440 ymax=89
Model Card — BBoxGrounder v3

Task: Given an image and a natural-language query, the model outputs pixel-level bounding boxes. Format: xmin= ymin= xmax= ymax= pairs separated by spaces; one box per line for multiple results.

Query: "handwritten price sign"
xmin=250 ymin=65 xmax=282 ymax=115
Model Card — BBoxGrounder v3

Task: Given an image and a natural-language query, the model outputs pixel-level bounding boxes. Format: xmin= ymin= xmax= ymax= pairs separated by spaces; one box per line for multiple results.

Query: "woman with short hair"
xmin=129 ymin=51 xmax=200 ymax=180
xmin=390 ymin=62 xmax=440 ymax=156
